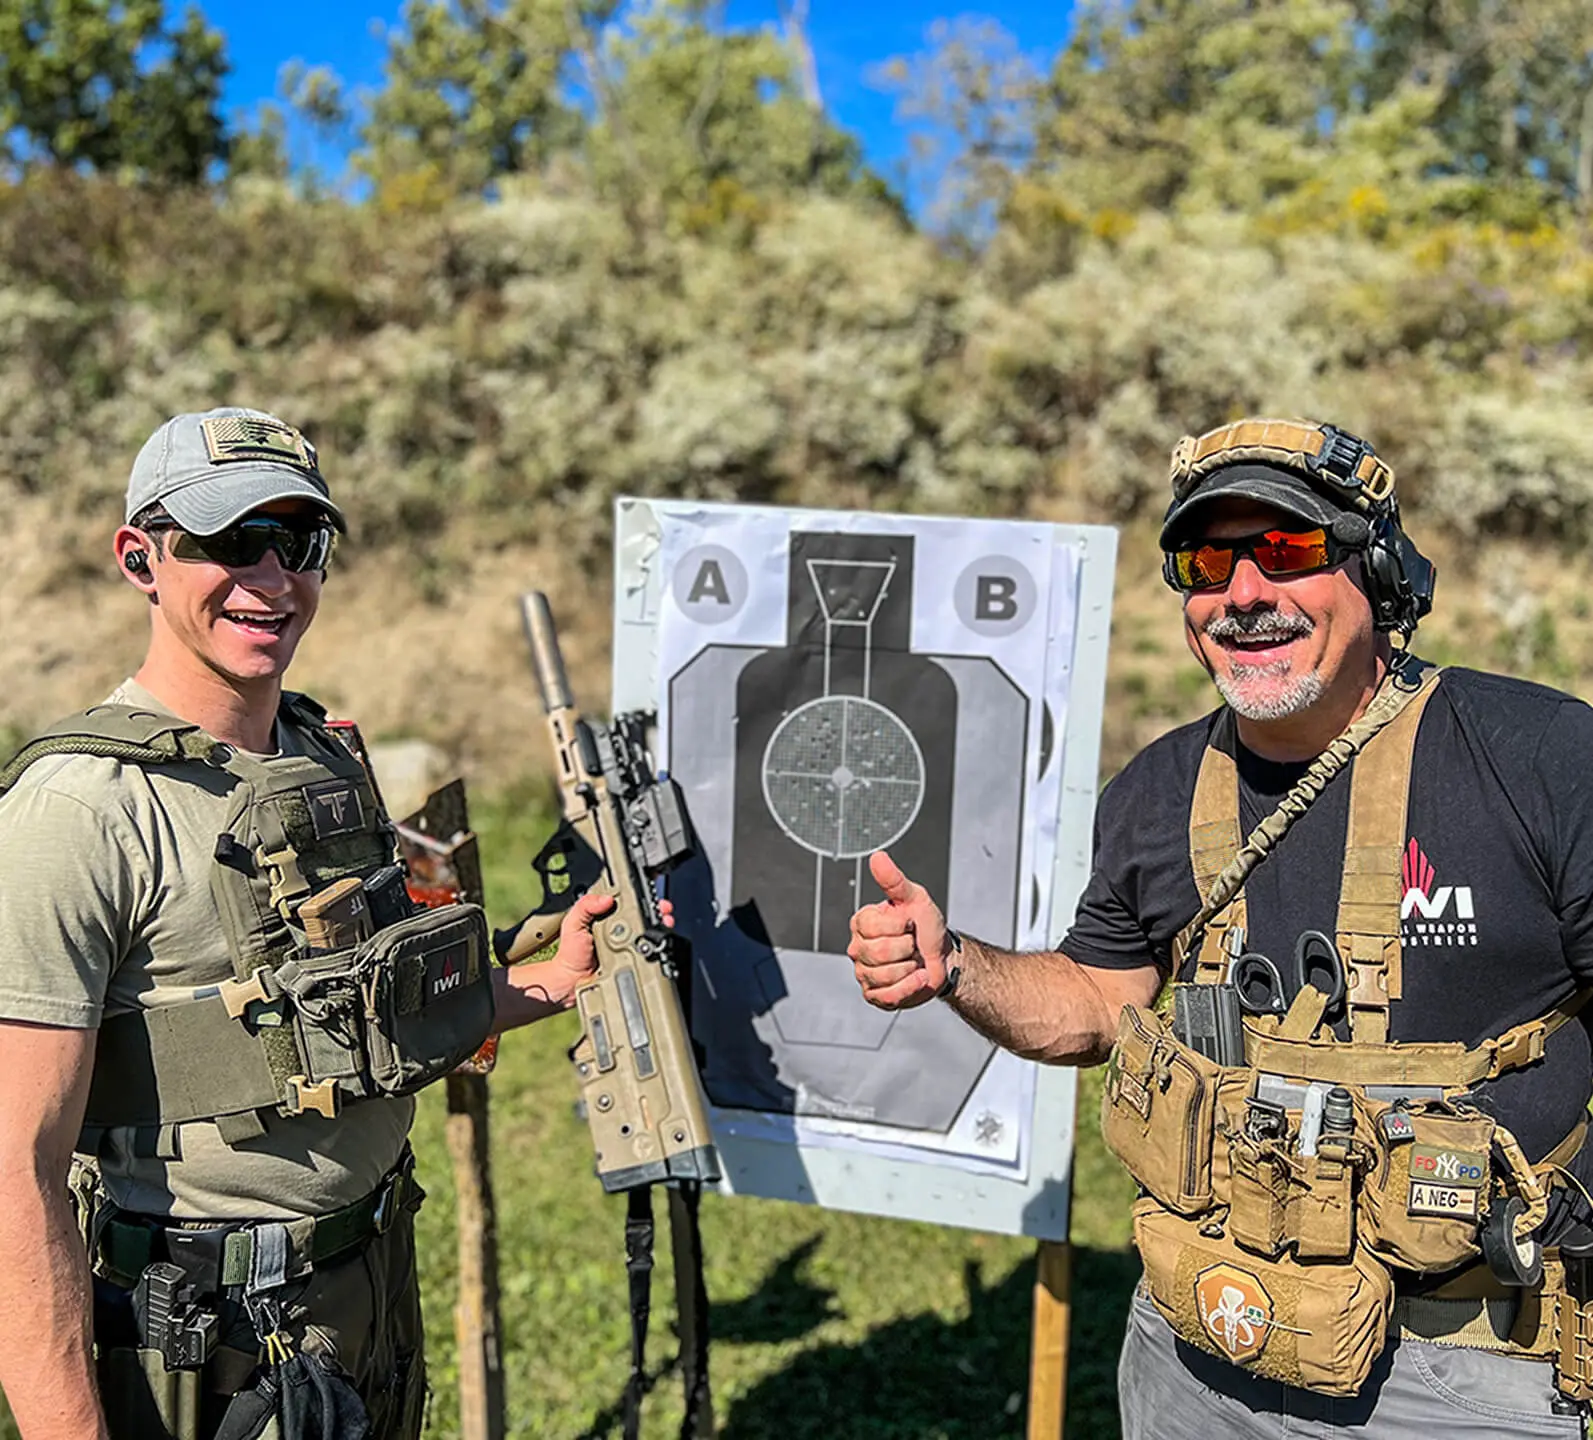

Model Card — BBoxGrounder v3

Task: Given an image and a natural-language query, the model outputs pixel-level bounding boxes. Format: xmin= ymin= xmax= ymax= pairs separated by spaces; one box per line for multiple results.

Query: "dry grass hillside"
xmin=10 ymin=491 xmax=1591 ymax=792
xmin=8 ymin=173 xmax=1593 ymax=777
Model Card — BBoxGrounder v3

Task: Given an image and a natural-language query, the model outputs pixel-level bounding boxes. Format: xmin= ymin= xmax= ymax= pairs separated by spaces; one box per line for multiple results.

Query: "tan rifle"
xmin=496 ymin=594 xmax=720 ymax=1437
xmin=496 ymin=591 xmax=719 ymax=1193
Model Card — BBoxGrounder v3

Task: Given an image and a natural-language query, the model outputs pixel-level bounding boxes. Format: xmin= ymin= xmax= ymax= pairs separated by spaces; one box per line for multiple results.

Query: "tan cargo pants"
xmin=95 ymin=1207 xmax=426 ymax=1440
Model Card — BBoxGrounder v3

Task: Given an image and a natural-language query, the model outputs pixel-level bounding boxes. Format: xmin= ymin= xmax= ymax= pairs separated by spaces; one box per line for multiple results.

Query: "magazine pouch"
xmin=1226 ymin=1132 xmax=1293 ymax=1259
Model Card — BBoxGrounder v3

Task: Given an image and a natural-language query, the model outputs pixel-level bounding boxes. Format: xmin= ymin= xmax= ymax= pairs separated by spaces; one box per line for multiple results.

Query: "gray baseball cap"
xmin=125 ymin=407 xmax=346 ymax=535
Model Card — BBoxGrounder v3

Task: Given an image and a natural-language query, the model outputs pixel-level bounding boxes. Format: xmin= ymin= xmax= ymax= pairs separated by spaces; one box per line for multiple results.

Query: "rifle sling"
xmin=1181 ymin=656 xmax=1441 ymax=977
xmin=670 ymin=1181 xmax=715 ymax=1440
xmin=624 ymin=1186 xmax=655 ymax=1440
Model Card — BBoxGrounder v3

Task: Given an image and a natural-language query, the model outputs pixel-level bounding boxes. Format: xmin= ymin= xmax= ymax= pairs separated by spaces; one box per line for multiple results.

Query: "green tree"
xmin=229 ymin=61 xmax=355 ymax=188
xmin=1035 ymin=0 xmax=1362 ymax=215
xmin=872 ymin=17 xmax=1043 ymax=242
xmin=0 ymin=0 xmax=227 ymax=182
xmin=360 ymin=0 xmax=603 ymax=200
xmin=582 ymin=0 xmax=878 ymax=215
xmin=1353 ymin=0 xmax=1593 ymax=207
xmin=1024 ymin=0 xmax=1593 ymax=222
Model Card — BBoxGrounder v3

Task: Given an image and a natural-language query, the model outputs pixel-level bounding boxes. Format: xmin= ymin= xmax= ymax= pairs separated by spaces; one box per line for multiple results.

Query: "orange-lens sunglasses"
xmin=1164 ymin=527 xmax=1350 ymax=592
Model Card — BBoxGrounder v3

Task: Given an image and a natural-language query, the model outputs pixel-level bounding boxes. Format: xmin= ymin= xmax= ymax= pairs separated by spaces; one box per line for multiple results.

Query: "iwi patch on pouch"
xmin=1408 ymin=1180 xmax=1481 ymax=1218
xmin=425 ymin=939 xmax=476 ymax=1004
xmin=303 ymin=779 xmax=365 ymax=840
xmin=200 ymin=415 xmax=318 ymax=472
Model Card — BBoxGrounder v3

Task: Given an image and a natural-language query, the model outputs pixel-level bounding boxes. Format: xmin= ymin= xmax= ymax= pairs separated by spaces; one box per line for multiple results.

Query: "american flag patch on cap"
xmin=199 ymin=415 xmax=318 ymax=472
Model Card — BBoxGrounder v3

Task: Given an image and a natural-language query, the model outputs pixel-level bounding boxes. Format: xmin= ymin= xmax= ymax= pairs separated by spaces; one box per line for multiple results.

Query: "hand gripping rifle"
xmin=497 ymin=592 xmax=719 ymax=1439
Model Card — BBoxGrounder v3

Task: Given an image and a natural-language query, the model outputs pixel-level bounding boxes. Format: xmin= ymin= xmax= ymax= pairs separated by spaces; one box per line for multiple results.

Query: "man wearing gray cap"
xmin=848 ymin=418 xmax=1593 ymax=1434
xmin=0 ymin=408 xmax=615 ymax=1438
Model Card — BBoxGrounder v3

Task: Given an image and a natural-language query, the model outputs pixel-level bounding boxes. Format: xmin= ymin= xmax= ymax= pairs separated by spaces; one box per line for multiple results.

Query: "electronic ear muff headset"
xmin=1161 ymin=419 xmax=1435 ymax=640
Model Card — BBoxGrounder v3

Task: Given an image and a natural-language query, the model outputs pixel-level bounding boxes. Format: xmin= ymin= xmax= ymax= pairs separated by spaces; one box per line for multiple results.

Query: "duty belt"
xmin=98 ymin=1149 xmax=422 ymax=1293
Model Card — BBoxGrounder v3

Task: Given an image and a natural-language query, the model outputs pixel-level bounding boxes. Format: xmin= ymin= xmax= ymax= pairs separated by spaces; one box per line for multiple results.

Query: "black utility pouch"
xmin=358 ymin=903 xmax=495 ymax=1095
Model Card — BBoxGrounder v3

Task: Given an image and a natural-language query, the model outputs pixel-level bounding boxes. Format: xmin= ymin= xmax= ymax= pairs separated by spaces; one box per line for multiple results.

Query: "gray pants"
xmin=1120 ymin=1288 xmax=1586 ymax=1438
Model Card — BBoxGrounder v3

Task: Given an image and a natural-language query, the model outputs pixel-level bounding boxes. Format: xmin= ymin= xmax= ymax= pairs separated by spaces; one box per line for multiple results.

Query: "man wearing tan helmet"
xmin=849 ymin=419 xmax=1593 ymax=1435
xmin=0 ymin=407 xmax=620 ymax=1439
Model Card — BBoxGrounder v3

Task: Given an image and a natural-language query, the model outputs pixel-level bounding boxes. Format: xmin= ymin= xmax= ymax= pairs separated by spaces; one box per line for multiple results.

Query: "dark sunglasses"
xmin=1164 ymin=526 xmax=1353 ymax=592
xmin=148 ymin=517 xmax=335 ymax=574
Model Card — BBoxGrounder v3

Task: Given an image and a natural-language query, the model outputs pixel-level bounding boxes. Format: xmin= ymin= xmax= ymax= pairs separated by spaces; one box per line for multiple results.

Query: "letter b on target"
xmin=955 ymin=557 xmax=1037 ymax=638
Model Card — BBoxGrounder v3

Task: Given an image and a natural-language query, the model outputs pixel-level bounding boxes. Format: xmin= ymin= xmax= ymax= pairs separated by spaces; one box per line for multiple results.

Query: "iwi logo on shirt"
xmin=1400 ymin=838 xmax=1478 ymax=947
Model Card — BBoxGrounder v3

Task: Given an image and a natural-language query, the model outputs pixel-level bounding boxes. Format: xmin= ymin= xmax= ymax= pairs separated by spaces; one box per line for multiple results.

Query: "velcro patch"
xmin=304 ymin=779 xmax=364 ymax=840
xmin=1409 ymin=1145 xmax=1486 ymax=1188
xmin=425 ymin=939 xmax=475 ymax=1005
xmin=200 ymin=415 xmax=318 ymax=472
xmin=1194 ymin=1262 xmax=1274 ymax=1364
xmin=1112 ymin=1066 xmax=1151 ymax=1118
xmin=1408 ymin=1180 xmax=1481 ymax=1218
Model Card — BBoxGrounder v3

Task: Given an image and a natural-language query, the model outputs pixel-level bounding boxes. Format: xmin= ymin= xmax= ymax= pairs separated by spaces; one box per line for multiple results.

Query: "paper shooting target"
xmin=621 ymin=495 xmax=1115 ymax=1240
xmin=762 ymin=695 xmax=925 ymax=860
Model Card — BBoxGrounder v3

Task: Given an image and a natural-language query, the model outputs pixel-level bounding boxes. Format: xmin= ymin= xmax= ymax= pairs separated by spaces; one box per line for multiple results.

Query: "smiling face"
xmin=119 ymin=499 xmax=326 ymax=691
xmin=1179 ymin=499 xmax=1381 ymax=738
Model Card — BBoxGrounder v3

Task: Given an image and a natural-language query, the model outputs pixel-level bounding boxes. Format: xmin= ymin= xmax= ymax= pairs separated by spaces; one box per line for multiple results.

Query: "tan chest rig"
xmin=0 ymin=697 xmax=495 ymax=1152
xmin=1101 ymin=662 xmax=1593 ymax=1397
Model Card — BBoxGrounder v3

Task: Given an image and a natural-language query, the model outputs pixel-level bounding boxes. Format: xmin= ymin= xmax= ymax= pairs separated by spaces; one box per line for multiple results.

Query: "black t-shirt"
xmin=1063 ymin=667 xmax=1593 ymax=1172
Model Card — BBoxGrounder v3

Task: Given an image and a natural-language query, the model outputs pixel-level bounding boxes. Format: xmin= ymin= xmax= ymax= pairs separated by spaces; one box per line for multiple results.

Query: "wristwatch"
xmin=935 ymin=927 xmax=964 ymax=1000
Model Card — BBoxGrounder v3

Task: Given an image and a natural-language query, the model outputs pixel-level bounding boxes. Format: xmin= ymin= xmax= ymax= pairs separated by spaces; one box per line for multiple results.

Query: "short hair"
xmin=129 ymin=502 xmax=174 ymax=556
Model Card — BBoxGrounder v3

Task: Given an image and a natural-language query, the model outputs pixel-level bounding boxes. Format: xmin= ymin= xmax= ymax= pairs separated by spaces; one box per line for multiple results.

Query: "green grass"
xmin=411 ymin=789 xmax=1140 ymax=1438
xmin=408 ymin=1034 xmax=1138 ymax=1439
xmin=0 ymin=784 xmax=1141 ymax=1438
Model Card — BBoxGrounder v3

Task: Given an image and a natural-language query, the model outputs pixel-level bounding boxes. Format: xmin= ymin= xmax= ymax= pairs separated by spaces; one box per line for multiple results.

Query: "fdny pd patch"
xmin=1194 ymin=1262 xmax=1274 ymax=1364
xmin=303 ymin=779 xmax=365 ymax=841
xmin=1407 ymin=1145 xmax=1486 ymax=1217
xmin=1409 ymin=1145 xmax=1485 ymax=1186
xmin=200 ymin=415 xmax=319 ymax=472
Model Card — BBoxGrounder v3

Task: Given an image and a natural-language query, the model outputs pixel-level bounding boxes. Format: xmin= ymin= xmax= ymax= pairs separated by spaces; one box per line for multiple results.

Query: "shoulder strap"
xmin=279 ymin=690 xmax=329 ymax=729
xmin=1175 ymin=656 xmax=1442 ymax=975
xmin=0 ymin=704 xmax=220 ymax=795
xmin=1336 ymin=674 xmax=1443 ymax=1041
xmin=1188 ymin=712 xmax=1243 ymax=983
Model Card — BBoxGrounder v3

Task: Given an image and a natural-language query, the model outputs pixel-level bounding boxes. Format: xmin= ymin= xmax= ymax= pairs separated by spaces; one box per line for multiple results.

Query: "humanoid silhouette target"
xmin=652 ymin=504 xmax=1080 ymax=1174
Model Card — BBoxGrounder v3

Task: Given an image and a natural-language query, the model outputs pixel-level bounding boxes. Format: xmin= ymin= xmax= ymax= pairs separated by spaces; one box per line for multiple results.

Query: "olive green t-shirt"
xmin=0 ymin=679 xmax=412 ymax=1220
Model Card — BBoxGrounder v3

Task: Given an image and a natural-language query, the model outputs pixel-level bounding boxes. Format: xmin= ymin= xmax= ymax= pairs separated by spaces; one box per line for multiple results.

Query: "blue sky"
xmin=197 ymin=3 xmax=1076 ymax=189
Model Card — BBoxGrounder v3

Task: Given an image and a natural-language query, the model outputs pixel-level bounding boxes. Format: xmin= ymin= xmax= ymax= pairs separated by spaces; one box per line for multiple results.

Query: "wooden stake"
xmin=447 ymin=1071 xmax=507 ymax=1440
xmin=1027 ymin=1079 xmax=1078 ymax=1440
xmin=392 ymin=778 xmax=507 ymax=1440
xmin=1026 ymin=1238 xmax=1073 ymax=1440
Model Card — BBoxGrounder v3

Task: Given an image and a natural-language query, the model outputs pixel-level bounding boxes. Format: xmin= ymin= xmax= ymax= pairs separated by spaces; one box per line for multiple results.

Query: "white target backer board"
xmin=612 ymin=498 xmax=1117 ymax=1241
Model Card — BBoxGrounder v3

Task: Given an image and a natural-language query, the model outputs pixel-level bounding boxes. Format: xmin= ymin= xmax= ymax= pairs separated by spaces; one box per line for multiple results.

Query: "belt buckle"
xmin=372 ymin=1176 xmax=399 ymax=1235
xmin=371 ymin=1146 xmax=417 ymax=1236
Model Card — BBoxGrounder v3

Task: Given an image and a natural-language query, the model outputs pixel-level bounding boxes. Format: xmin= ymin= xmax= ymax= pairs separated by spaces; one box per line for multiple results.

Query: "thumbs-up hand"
xmin=847 ymin=850 xmax=952 ymax=1010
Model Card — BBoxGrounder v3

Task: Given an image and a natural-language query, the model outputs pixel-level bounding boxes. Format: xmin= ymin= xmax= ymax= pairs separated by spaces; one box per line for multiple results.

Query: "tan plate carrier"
xmin=1102 ymin=660 xmax=1593 ymax=1398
